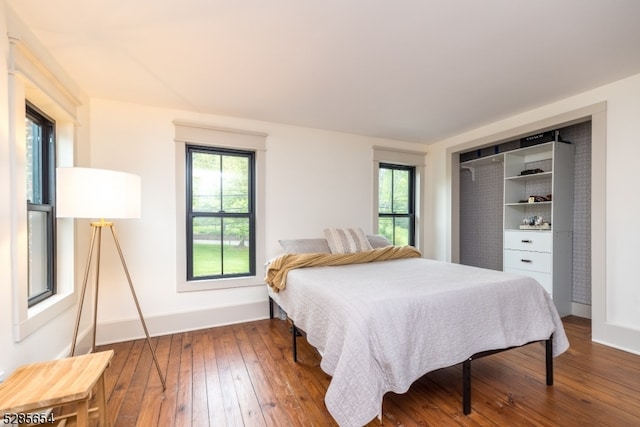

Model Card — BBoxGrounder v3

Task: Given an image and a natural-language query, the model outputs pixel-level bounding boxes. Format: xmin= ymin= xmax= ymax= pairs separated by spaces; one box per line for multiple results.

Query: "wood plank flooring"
xmin=94 ymin=316 xmax=640 ymax=426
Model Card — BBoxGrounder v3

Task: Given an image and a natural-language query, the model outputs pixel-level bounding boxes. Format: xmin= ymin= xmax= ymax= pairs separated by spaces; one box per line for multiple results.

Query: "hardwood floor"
xmin=95 ymin=316 xmax=640 ymax=426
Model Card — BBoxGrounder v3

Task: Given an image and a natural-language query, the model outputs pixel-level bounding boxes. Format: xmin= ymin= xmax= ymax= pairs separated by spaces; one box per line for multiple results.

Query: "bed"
xmin=265 ymin=235 xmax=569 ymax=427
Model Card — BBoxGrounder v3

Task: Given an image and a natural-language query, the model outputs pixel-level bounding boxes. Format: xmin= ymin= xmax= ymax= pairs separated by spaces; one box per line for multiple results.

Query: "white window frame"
xmin=8 ymin=34 xmax=81 ymax=341
xmin=174 ymin=121 xmax=267 ymax=292
xmin=373 ymin=146 xmax=427 ymax=253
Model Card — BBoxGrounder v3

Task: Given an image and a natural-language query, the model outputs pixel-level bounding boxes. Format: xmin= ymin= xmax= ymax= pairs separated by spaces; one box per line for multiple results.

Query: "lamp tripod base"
xmin=70 ymin=221 xmax=167 ymax=391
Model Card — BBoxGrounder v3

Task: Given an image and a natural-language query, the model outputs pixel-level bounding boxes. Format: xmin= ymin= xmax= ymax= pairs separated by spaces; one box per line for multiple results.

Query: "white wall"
xmin=88 ymin=99 xmax=427 ymax=344
xmin=0 ymin=3 xmax=93 ymax=377
xmin=0 ymin=1 xmax=14 ymax=377
xmin=425 ymin=73 xmax=640 ymax=355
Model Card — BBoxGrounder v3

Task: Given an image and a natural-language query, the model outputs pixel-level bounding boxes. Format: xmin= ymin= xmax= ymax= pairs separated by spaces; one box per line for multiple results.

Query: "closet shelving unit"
xmin=502 ymin=141 xmax=574 ymax=316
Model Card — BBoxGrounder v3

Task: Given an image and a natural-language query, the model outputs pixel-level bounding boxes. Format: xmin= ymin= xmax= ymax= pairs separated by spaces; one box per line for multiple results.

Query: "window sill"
xmin=15 ymin=291 xmax=75 ymax=342
xmin=177 ymin=275 xmax=264 ymax=292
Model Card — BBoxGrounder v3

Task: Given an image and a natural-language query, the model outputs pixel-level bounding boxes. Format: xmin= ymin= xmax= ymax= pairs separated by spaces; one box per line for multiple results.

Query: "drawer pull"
xmin=521 ymin=239 xmax=533 ymax=243
xmin=521 ymin=259 xmax=532 ymax=263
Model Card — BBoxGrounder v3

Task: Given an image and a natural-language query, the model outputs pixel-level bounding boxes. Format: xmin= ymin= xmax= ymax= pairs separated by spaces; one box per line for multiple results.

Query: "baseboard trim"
xmin=571 ymin=302 xmax=592 ymax=319
xmin=95 ymin=299 xmax=269 ymax=345
xmin=94 ymin=299 xmax=592 ymax=346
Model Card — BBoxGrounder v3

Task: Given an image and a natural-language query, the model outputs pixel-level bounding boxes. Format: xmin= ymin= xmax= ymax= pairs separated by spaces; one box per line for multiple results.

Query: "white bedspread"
xmin=271 ymin=258 xmax=569 ymax=427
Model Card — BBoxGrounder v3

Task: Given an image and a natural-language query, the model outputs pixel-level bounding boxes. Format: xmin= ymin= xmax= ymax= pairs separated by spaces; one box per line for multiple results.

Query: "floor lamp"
xmin=56 ymin=167 xmax=166 ymax=390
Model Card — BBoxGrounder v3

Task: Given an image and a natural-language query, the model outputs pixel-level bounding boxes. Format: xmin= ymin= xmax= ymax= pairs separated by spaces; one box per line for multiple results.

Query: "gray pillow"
xmin=279 ymin=238 xmax=331 ymax=254
xmin=367 ymin=234 xmax=392 ymax=248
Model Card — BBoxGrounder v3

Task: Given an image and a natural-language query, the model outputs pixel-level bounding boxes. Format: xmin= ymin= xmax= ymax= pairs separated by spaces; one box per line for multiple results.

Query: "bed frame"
xmin=269 ymin=296 xmax=554 ymax=416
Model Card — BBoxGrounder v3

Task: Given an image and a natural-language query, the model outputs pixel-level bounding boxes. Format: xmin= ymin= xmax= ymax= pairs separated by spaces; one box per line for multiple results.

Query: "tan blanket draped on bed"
xmin=265 ymin=245 xmax=422 ymax=292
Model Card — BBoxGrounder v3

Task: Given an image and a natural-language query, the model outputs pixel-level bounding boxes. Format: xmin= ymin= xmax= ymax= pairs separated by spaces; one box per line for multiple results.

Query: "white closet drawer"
xmin=504 ymin=249 xmax=551 ymax=273
xmin=504 ymin=268 xmax=552 ymax=295
xmin=504 ymin=230 xmax=551 ymax=252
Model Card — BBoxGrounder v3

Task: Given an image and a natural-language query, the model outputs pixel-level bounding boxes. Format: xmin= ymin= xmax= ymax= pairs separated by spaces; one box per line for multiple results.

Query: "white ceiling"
xmin=7 ymin=0 xmax=640 ymax=143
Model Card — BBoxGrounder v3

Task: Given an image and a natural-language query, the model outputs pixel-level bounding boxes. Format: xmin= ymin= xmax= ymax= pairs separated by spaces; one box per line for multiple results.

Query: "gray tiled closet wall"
xmin=459 ymin=121 xmax=592 ymax=305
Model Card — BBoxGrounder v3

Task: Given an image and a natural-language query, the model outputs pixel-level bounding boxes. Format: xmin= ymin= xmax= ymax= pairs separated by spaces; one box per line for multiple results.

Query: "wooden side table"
xmin=0 ymin=350 xmax=114 ymax=426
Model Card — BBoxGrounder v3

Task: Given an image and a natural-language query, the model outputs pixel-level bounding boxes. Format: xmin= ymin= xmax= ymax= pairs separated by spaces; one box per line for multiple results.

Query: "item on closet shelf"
xmin=519 ymin=168 xmax=544 ymax=176
xmin=520 ymin=130 xmax=560 ymax=147
xmin=519 ymin=224 xmax=551 ymax=230
xmin=520 ymin=215 xmax=550 ymax=229
xmin=526 ymin=195 xmax=552 ymax=203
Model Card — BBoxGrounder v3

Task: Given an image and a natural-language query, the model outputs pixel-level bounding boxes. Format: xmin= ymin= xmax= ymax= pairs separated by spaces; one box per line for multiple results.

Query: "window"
xmin=174 ymin=121 xmax=266 ymax=292
xmin=9 ymin=33 xmax=78 ymax=342
xmin=25 ymin=103 xmax=56 ymax=306
xmin=186 ymin=145 xmax=255 ymax=280
xmin=378 ymin=163 xmax=415 ymax=246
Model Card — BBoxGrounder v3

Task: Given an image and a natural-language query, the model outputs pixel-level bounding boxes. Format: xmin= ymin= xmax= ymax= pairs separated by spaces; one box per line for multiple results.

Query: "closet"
xmin=459 ymin=122 xmax=591 ymax=316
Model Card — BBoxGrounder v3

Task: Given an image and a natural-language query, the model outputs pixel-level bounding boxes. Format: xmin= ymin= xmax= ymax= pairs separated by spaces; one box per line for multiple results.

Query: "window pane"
xmin=378 ymin=216 xmax=394 ymax=243
xmin=221 ymin=217 xmax=251 ymax=274
xmin=192 ymin=152 xmax=221 ymax=212
xmin=28 ymin=211 xmax=49 ymax=298
xmin=192 ymin=217 xmax=222 ymax=277
xmin=392 ymin=169 xmax=410 ymax=214
xmin=378 ymin=167 xmax=393 ymax=214
xmin=191 ymin=217 xmax=251 ymax=278
xmin=378 ymin=216 xmax=410 ymax=246
xmin=392 ymin=217 xmax=410 ymax=246
xmin=25 ymin=117 xmax=42 ymax=204
xmin=221 ymin=155 xmax=249 ymax=213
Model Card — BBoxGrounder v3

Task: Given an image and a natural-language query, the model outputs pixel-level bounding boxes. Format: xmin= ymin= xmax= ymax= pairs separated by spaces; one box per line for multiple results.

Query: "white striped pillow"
xmin=324 ymin=227 xmax=373 ymax=254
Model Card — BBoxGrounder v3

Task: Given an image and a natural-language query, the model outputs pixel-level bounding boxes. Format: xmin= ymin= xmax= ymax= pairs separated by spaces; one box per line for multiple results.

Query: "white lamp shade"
xmin=56 ymin=167 xmax=141 ymax=219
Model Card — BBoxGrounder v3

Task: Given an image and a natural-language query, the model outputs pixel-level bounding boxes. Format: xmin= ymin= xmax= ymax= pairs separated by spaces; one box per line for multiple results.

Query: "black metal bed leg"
xmin=268 ymin=296 xmax=274 ymax=319
xmin=463 ymin=359 xmax=471 ymax=415
xmin=292 ymin=322 xmax=298 ymax=362
xmin=546 ymin=335 xmax=554 ymax=386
